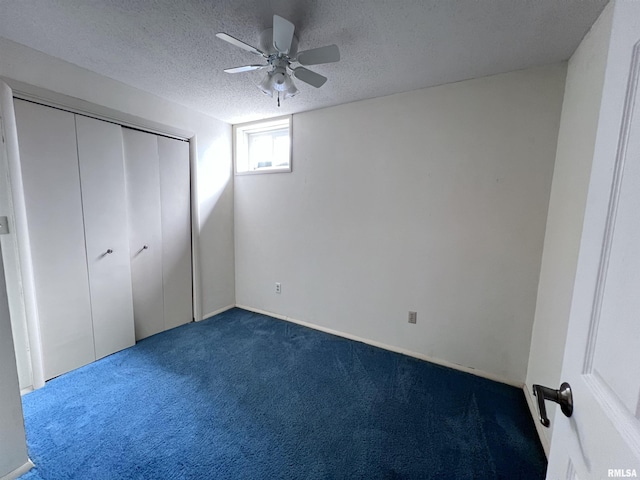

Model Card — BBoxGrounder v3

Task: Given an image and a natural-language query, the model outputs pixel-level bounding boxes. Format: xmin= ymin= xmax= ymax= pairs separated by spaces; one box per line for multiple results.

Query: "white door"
xmin=0 ymin=82 xmax=28 ymax=478
xmin=546 ymin=2 xmax=640 ymax=478
xmin=76 ymin=115 xmax=135 ymax=359
xmin=158 ymin=136 xmax=192 ymax=330
xmin=14 ymin=100 xmax=95 ymax=380
xmin=123 ymin=128 xmax=164 ymax=340
xmin=0 ymin=91 xmax=32 ymax=390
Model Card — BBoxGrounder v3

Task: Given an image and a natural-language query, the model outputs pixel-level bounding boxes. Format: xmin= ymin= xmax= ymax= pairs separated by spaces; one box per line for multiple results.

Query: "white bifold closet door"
xmin=122 ymin=130 xmax=164 ymax=340
xmin=75 ymin=116 xmax=135 ymax=359
xmin=14 ymin=100 xmax=135 ymax=380
xmin=123 ymin=129 xmax=192 ymax=341
xmin=158 ymin=137 xmax=192 ymax=330
xmin=14 ymin=100 xmax=95 ymax=380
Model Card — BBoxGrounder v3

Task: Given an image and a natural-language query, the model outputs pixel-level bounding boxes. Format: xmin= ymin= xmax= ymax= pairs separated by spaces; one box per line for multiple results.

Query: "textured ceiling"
xmin=0 ymin=0 xmax=607 ymax=124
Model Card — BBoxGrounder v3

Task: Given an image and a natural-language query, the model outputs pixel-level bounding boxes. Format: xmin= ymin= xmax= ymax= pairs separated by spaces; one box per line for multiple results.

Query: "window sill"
xmin=235 ymin=167 xmax=292 ymax=176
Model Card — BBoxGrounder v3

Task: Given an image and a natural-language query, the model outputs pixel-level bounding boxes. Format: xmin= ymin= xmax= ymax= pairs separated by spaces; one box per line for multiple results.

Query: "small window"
xmin=234 ymin=116 xmax=292 ymax=174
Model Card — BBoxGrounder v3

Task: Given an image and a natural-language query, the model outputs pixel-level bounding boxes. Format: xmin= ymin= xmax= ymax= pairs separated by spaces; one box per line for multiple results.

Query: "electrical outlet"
xmin=275 ymin=282 xmax=282 ymax=294
xmin=408 ymin=311 xmax=417 ymax=324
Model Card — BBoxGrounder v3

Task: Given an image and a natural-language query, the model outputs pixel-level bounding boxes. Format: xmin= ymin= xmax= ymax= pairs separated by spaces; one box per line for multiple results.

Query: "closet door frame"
xmin=6 ymin=81 xmax=202 ymax=388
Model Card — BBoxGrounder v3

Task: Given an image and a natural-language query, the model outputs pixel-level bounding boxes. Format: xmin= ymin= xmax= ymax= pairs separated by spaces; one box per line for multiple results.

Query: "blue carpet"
xmin=19 ymin=308 xmax=546 ymax=479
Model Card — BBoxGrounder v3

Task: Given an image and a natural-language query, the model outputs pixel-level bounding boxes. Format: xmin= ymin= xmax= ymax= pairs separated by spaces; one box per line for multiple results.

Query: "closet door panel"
xmin=122 ymin=129 xmax=164 ymax=340
xmin=13 ymin=100 xmax=94 ymax=380
xmin=76 ymin=115 xmax=135 ymax=359
xmin=158 ymin=137 xmax=192 ymax=330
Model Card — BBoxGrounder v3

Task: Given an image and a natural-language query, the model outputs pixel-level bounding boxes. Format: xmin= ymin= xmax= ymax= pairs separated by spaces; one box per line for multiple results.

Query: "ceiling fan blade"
xmin=216 ymin=33 xmax=266 ymax=57
xmin=273 ymin=15 xmax=295 ymax=54
xmin=296 ymin=45 xmax=340 ymax=66
xmin=224 ymin=65 xmax=269 ymax=73
xmin=292 ymin=67 xmax=327 ymax=88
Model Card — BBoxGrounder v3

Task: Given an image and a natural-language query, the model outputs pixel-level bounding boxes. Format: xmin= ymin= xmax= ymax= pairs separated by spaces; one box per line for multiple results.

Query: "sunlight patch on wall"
xmin=197 ymin=138 xmax=231 ymax=222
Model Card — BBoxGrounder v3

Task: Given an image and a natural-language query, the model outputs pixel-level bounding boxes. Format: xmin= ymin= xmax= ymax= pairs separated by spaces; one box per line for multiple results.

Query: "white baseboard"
xmin=235 ymin=304 xmax=523 ymax=388
xmin=20 ymin=386 xmax=34 ymax=396
xmin=1 ymin=459 xmax=34 ymax=480
xmin=523 ymin=383 xmax=550 ymax=457
xmin=200 ymin=304 xmax=235 ymax=321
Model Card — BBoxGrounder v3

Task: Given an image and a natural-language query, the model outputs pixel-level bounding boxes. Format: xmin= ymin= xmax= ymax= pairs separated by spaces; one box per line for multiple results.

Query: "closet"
xmin=13 ymin=100 xmax=192 ymax=380
xmin=123 ymin=129 xmax=192 ymax=340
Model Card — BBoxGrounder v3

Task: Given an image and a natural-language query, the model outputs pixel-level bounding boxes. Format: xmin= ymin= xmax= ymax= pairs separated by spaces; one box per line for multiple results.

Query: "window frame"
xmin=233 ymin=115 xmax=292 ymax=175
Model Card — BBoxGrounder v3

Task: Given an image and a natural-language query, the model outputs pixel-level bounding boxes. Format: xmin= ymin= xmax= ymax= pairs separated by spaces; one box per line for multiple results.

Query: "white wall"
xmin=524 ymin=4 xmax=614 ymax=453
xmin=0 ymin=37 xmax=235 ymax=320
xmin=235 ymin=64 xmax=566 ymax=385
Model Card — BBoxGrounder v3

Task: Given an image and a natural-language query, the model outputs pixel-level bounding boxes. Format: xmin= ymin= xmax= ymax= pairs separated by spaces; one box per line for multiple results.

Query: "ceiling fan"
xmin=216 ymin=15 xmax=340 ymax=106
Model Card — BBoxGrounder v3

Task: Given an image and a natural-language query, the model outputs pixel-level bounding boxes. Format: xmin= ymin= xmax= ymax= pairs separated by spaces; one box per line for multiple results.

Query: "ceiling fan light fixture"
xmin=257 ymin=69 xmax=298 ymax=100
xmin=258 ymin=73 xmax=274 ymax=97
xmin=284 ymin=77 xmax=298 ymax=99
xmin=272 ymin=71 xmax=288 ymax=92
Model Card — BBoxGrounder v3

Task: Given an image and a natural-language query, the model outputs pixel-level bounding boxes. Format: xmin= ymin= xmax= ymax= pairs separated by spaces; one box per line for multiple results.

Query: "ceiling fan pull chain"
xmin=278 ymin=92 xmax=281 ymax=107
